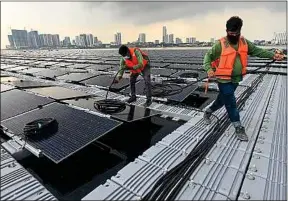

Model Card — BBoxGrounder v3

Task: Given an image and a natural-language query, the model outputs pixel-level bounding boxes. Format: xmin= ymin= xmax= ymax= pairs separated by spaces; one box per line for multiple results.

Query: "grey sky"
xmin=1 ymin=1 xmax=287 ymax=48
xmin=84 ymin=1 xmax=286 ymax=25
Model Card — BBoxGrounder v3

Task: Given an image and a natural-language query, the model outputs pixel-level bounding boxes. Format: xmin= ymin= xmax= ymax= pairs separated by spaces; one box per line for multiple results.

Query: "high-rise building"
xmin=175 ymin=38 xmax=182 ymax=44
xmin=63 ymin=37 xmax=71 ymax=46
xmin=191 ymin=37 xmax=196 ymax=44
xmin=8 ymin=35 xmax=14 ymax=48
xmin=186 ymin=38 xmax=189 ymax=43
xmin=11 ymin=29 xmax=29 ymax=49
xmin=86 ymin=34 xmax=94 ymax=47
xmin=79 ymin=34 xmax=88 ymax=47
xmin=162 ymin=26 xmax=167 ymax=43
xmin=138 ymin=33 xmax=146 ymax=43
xmin=38 ymin=34 xmax=45 ymax=47
xmin=75 ymin=36 xmax=80 ymax=46
xmin=28 ymin=31 xmax=40 ymax=48
xmin=168 ymin=34 xmax=174 ymax=44
xmin=155 ymin=40 xmax=160 ymax=44
xmin=94 ymin=37 xmax=98 ymax=45
xmin=273 ymin=32 xmax=287 ymax=45
xmin=51 ymin=34 xmax=60 ymax=47
xmin=114 ymin=32 xmax=122 ymax=45
xmin=210 ymin=38 xmax=215 ymax=43
xmin=72 ymin=40 xmax=76 ymax=46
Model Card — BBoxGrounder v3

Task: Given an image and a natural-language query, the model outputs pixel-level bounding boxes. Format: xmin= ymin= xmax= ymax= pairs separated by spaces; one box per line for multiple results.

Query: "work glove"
xmin=207 ymin=69 xmax=215 ymax=78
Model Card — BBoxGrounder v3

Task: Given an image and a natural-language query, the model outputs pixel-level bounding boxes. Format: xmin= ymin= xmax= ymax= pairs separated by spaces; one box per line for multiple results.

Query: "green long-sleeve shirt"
xmin=117 ymin=49 xmax=144 ymax=78
xmin=203 ymin=37 xmax=275 ymax=83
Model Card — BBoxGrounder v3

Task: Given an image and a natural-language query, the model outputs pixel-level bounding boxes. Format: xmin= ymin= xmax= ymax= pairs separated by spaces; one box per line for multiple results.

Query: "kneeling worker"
xmin=203 ymin=16 xmax=285 ymax=141
xmin=115 ymin=45 xmax=152 ymax=107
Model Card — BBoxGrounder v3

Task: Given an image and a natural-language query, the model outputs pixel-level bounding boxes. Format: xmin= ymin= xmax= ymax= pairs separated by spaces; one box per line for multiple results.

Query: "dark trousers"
xmin=130 ymin=63 xmax=152 ymax=100
xmin=210 ymin=82 xmax=240 ymax=123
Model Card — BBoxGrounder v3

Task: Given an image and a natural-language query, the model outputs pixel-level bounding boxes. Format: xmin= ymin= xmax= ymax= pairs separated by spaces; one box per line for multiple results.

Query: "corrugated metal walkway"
xmin=82 ymin=74 xmax=287 ymax=200
xmin=1 ymin=147 xmax=57 ymax=200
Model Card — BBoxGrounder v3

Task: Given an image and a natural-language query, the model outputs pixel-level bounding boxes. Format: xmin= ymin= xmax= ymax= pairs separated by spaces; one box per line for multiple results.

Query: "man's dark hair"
xmin=226 ymin=16 xmax=243 ymax=32
xmin=119 ymin=45 xmax=129 ymax=56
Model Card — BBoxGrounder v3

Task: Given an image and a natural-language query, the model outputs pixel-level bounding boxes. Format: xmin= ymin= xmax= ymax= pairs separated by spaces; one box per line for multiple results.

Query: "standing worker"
xmin=203 ymin=16 xmax=285 ymax=141
xmin=114 ymin=45 xmax=152 ymax=107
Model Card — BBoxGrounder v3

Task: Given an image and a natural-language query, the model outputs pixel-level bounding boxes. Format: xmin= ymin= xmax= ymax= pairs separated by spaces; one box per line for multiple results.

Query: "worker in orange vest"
xmin=114 ymin=45 xmax=152 ymax=107
xmin=203 ymin=16 xmax=285 ymax=141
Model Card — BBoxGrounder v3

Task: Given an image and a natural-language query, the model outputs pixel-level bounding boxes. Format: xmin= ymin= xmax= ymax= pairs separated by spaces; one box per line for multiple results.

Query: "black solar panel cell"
xmin=26 ymin=86 xmax=92 ymax=100
xmin=1 ymin=89 xmax=54 ymax=121
xmin=1 ymin=102 xmax=122 ymax=163
xmin=8 ymin=80 xmax=53 ymax=89
xmin=57 ymin=73 xmax=101 ymax=82
xmin=81 ymin=75 xmax=130 ymax=91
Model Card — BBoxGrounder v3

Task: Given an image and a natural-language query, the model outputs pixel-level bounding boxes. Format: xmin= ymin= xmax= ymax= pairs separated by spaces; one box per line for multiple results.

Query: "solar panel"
xmin=151 ymin=68 xmax=177 ymax=77
xmin=21 ymin=68 xmax=44 ymax=74
xmin=8 ymin=80 xmax=53 ymax=89
xmin=1 ymin=76 xmax=23 ymax=83
xmin=1 ymin=102 xmax=122 ymax=163
xmin=1 ymin=89 xmax=54 ymax=121
xmin=81 ymin=75 xmax=130 ymax=92
xmin=87 ymin=65 xmax=110 ymax=71
xmin=171 ymin=70 xmax=207 ymax=80
xmin=167 ymin=64 xmax=203 ymax=70
xmin=64 ymin=97 xmax=160 ymax=122
xmin=0 ymin=64 xmax=18 ymax=69
xmin=68 ymin=64 xmax=91 ymax=69
xmin=6 ymin=66 xmax=29 ymax=72
xmin=57 ymin=72 xmax=101 ymax=82
xmin=26 ymin=86 xmax=92 ymax=100
xmin=34 ymin=69 xmax=68 ymax=78
xmin=1 ymin=84 xmax=15 ymax=93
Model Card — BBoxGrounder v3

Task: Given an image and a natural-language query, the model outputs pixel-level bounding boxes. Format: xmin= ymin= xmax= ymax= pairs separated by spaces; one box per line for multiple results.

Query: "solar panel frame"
xmin=1 ymin=102 xmax=122 ymax=163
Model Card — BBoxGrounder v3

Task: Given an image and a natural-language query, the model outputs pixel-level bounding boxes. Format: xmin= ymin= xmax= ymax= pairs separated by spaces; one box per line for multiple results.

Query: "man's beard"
xmin=227 ymin=35 xmax=240 ymax=44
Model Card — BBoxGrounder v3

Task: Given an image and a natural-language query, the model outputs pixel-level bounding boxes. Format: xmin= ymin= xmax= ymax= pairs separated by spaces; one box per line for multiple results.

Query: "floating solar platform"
xmin=123 ymin=80 xmax=198 ymax=102
xmin=34 ymin=69 xmax=68 ymax=79
xmin=150 ymin=63 xmax=171 ymax=68
xmin=88 ymin=64 xmax=110 ymax=71
xmin=27 ymin=86 xmax=92 ymax=100
xmin=81 ymin=75 xmax=130 ymax=92
xmin=171 ymin=70 xmax=207 ymax=80
xmin=0 ymin=64 xmax=18 ymax=69
xmin=21 ymin=68 xmax=45 ymax=75
xmin=6 ymin=66 xmax=29 ymax=72
xmin=167 ymin=64 xmax=202 ymax=70
xmin=57 ymin=72 xmax=101 ymax=82
xmin=0 ymin=84 xmax=15 ymax=93
xmin=0 ymin=76 xmax=23 ymax=83
xmin=64 ymin=97 xmax=161 ymax=122
xmin=151 ymin=68 xmax=177 ymax=77
xmin=8 ymin=80 xmax=54 ymax=89
xmin=68 ymin=64 xmax=92 ymax=69
xmin=1 ymin=89 xmax=54 ymax=121
xmin=1 ymin=102 xmax=122 ymax=163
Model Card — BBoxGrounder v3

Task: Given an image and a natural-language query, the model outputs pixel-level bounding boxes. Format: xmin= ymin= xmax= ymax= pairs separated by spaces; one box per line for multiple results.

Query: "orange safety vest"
xmin=124 ymin=47 xmax=149 ymax=74
xmin=211 ymin=36 xmax=248 ymax=80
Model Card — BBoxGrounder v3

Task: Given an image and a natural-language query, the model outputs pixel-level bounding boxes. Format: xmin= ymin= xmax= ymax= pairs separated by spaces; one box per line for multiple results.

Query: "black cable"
xmin=94 ymin=68 xmax=127 ymax=114
xmin=10 ymin=118 xmax=58 ymax=149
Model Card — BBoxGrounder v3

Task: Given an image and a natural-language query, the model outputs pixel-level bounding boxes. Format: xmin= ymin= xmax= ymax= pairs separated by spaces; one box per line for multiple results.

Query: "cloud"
xmin=83 ymin=1 xmax=286 ymax=25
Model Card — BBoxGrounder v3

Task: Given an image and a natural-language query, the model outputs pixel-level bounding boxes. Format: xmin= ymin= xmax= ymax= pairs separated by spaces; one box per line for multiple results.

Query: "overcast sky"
xmin=1 ymin=1 xmax=287 ymax=48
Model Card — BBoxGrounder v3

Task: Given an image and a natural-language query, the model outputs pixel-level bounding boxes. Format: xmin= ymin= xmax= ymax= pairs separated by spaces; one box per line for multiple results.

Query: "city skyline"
xmin=1 ymin=1 xmax=287 ymax=48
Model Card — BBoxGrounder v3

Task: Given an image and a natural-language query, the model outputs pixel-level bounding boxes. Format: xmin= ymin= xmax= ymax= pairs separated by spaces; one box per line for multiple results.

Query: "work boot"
xmin=127 ymin=96 xmax=137 ymax=103
xmin=203 ymin=108 xmax=212 ymax=124
xmin=235 ymin=126 xmax=248 ymax=141
xmin=143 ymin=99 xmax=152 ymax=107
